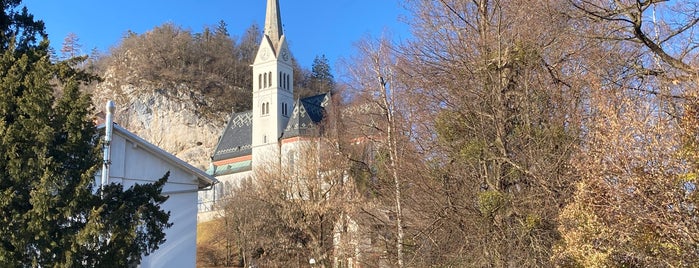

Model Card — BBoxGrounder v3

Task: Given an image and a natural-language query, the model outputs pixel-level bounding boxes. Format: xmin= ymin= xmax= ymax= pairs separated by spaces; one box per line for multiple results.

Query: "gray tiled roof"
xmin=212 ymin=111 xmax=253 ymax=161
xmin=282 ymin=93 xmax=330 ymax=139
xmin=212 ymin=93 xmax=331 ymax=163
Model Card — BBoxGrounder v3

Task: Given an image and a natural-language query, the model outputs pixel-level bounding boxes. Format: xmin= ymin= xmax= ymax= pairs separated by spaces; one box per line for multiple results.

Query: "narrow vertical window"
xmin=285 ymin=74 xmax=290 ymax=89
xmin=269 ymin=72 xmax=273 ymax=87
xmin=279 ymin=72 xmax=282 ymax=87
xmin=258 ymin=74 xmax=262 ymax=89
xmin=263 ymin=73 xmax=268 ymax=88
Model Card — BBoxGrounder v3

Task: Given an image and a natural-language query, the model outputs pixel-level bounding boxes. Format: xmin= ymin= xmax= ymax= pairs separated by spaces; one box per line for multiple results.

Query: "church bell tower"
xmin=251 ymin=0 xmax=294 ymax=166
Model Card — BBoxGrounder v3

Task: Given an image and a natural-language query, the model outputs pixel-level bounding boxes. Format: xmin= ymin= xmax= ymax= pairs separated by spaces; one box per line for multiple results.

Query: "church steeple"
xmin=264 ymin=0 xmax=283 ymax=51
xmin=251 ymin=0 xmax=293 ymax=168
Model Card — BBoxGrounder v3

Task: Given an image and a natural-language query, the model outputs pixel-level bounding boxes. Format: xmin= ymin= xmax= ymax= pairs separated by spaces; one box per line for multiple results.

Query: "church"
xmin=198 ymin=0 xmax=331 ymax=217
xmin=195 ymin=2 xmax=384 ymax=266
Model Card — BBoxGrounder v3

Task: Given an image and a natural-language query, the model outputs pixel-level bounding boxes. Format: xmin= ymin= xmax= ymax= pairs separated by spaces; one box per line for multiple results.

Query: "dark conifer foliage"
xmin=0 ymin=1 xmax=171 ymax=266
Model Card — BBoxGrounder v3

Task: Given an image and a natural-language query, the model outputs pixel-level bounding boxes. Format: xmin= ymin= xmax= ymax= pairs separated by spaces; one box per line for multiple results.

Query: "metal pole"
xmin=101 ymin=100 xmax=115 ymax=196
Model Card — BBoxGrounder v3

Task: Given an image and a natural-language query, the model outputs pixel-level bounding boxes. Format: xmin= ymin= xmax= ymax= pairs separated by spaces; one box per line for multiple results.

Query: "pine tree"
xmin=214 ymin=20 xmax=229 ymax=37
xmin=310 ymin=54 xmax=334 ymax=93
xmin=0 ymin=2 xmax=171 ymax=266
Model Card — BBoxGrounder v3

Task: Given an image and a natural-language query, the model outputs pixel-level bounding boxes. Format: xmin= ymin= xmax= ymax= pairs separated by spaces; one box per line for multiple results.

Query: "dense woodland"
xmin=4 ymin=0 xmax=699 ymax=267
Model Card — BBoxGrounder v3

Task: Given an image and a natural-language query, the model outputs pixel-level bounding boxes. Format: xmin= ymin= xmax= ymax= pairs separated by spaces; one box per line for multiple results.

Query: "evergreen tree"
xmin=309 ymin=54 xmax=334 ymax=93
xmin=214 ymin=19 xmax=229 ymax=37
xmin=0 ymin=0 xmax=45 ymax=52
xmin=294 ymin=54 xmax=334 ymax=99
xmin=0 ymin=2 xmax=170 ymax=266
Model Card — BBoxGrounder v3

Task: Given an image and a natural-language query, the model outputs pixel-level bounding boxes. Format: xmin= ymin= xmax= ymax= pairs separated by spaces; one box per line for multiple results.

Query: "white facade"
xmin=99 ymin=124 xmax=217 ymax=267
xmin=197 ymin=169 xmax=251 ymax=222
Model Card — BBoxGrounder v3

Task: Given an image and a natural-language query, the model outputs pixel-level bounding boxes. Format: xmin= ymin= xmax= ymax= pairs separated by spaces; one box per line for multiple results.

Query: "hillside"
xmin=91 ymin=76 xmax=221 ymax=169
xmin=86 ymin=22 xmax=257 ymax=169
xmin=85 ymin=22 xmax=333 ymax=169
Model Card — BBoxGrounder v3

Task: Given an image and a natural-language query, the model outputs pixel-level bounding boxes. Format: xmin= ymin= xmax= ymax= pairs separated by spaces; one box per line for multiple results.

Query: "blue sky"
xmin=21 ymin=0 xmax=411 ymax=71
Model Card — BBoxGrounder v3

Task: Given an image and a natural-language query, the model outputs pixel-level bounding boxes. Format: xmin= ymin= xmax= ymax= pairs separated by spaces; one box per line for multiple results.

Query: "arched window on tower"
xmin=279 ymin=71 xmax=282 ymax=87
xmin=268 ymin=72 xmax=272 ymax=87
xmin=258 ymin=74 xmax=262 ymax=89
xmin=263 ymin=73 xmax=268 ymax=88
xmin=283 ymin=74 xmax=289 ymax=89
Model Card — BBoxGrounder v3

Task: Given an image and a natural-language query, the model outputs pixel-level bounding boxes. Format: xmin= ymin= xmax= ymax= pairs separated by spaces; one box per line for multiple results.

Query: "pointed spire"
xmin=264 ymin=0 xmax=283 ymax=49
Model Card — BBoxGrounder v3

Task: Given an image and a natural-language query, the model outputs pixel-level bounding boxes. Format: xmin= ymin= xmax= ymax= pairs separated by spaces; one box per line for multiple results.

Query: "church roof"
xmin=212 ymin=111 xmax=252 ymax=162
xmin=282 ymin=93 xmax=331 ymax=139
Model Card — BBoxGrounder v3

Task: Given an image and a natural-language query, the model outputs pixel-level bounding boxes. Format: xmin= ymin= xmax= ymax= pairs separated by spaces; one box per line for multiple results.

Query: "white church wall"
xmin=252 ymin=144 xmax=281 ymax=172
xmin=198 ymin=169 xmax=252 ymax=222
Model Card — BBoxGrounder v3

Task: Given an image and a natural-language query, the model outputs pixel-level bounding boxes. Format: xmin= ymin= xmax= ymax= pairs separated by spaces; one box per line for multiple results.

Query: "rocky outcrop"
xmin=91 ymin=69 xmax=225 ymax=170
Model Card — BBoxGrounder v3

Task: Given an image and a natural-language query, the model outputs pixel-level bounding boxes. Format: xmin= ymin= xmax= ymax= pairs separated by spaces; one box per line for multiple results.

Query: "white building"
xmin=99 ymin=123 xmax=217 ymax=267
xmin=198 ymin=0 xmax=331 ymax=218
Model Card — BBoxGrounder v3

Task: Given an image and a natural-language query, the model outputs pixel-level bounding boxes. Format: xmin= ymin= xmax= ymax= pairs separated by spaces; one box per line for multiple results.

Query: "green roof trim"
xmin=208 ymin=160 xmax=253 ymax=176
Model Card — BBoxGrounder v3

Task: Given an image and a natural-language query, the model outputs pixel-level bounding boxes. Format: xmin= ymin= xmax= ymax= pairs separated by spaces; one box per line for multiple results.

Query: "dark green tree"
xmin=0 ymin=0 xmax=44 ymax=52
xmin=311 ymin=55 xmax=333 ymax=83
xmin=0 ymin=1 xmax=170 ymax=266
xmin=309 ymin=54 xmax=334 ymax=93
xmin=294 ymin=55 xmax=334 ymax=99
xmin=214 ymin=19 xmax=229 ymax=37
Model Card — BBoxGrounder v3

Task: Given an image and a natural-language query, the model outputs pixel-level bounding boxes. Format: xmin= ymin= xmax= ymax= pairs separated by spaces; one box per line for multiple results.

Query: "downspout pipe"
xmin=101 ymin=100 xmax=115 ymax=196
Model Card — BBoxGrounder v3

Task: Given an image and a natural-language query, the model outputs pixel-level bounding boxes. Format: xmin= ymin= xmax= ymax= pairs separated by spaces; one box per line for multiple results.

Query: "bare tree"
xmin=202 ymin=133 xmax=354 ymax=267
xmin=378 ymin=0 xmax=585 ymax=266
xmin=60 ymin=32 xmax=82 ymax=60
xmin=553 ymin=1 xmax=699 ymax=266
xmin=342 ymin=35 xmax=423 ymax=267
xmin=569 ymin=0 xmax=699 ymax=77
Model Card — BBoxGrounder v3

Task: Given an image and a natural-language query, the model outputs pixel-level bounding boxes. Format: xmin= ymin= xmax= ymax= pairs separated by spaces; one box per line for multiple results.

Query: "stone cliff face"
xmin=91 ymin=69 xmax=225 ymax=170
